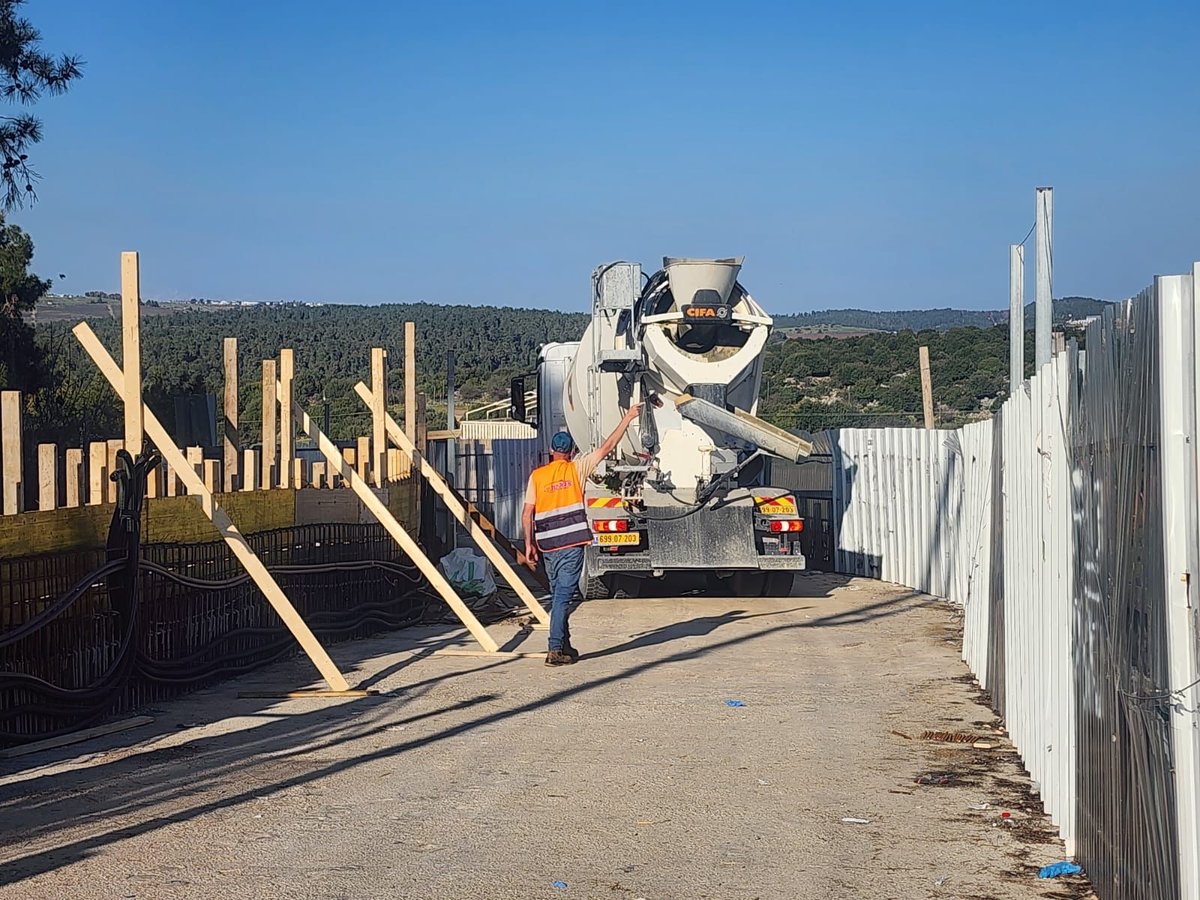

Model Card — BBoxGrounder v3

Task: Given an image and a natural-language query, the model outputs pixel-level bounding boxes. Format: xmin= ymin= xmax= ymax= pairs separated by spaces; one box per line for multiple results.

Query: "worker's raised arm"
xmin=594 ymin=402 xmax=643 ymax=461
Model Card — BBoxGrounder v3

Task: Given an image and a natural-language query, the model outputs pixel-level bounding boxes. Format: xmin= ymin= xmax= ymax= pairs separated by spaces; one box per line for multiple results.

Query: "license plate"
xmin=755 ymin=496 xmax=797 ymax=516
xmin=597 ymin=533 xmax=640 ymax=545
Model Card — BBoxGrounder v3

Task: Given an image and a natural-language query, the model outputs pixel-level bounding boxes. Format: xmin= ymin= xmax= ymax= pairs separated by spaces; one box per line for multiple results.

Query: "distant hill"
xmin=774 ymin=297 xmax=1112 ymax=332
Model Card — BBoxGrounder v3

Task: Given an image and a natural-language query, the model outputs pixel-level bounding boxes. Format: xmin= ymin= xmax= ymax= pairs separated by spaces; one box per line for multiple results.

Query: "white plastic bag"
xmin=437 ymin=548 xmax=497 ymax=598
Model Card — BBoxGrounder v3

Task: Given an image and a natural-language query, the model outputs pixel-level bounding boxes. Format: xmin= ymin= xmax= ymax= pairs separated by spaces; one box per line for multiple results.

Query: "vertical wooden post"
xmin=342 ymin=447 xmax=356 ymax=488
xmin=88 ymin=441 xmax=107 ymax=506
xmin=37 ymin=443 xmax=57 ymax=510
xmin=106 ymin=439 xmax=123 ymax=502
xmin=164 ymin=464 xmax=179 ymax=497
xmin=0 ymin=391 xmax=21 ymax=514
xmin=292 ymin=457 xmax=306 ymax=490
xmin=311 ymin=460 xmax=326 ymax=488
xmin=404 ymin=321 xmax=416 ymax=446
xmin=121 ymin=252 xmax=143 ymax=457
xmin=416 ymin=392 xmax=428 ymax=525
xmin=203 ymin=459 xmax=221 ymax=494
xmin=357 ymin=436 xmax=370 ymax=482
xmin=223 ymin=337 xmax=239 ymax=491
xmin=146 ymin=462 xmax=160 ymax=498
xmin=387 ymin=448 xmax=403 ymax=483
xmin=371 ymin=347 xmax=387 ymax=488
xmin=242 ymin=449 xmax=260 ymax=491
xmin=262 ymin=359 xmax=277 ymax=489
xmin=279 ymin=348 xmax=294 ymax=488
xmin=187 ymin=445 xmax=204 ymax=480
xmin=919 ymin=345 xmax=935 ymax=430
xmin=64 ymin=448 xmax=83 ymax=508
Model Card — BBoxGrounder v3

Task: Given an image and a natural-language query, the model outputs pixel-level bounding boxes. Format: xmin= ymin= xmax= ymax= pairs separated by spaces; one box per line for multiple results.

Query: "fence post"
xmin=1158 ymin=270 xmax=1200 ymax=900
xmin=919 ymin=346 xmax=935 ymax=429
xmin=64 ymin=448 xmax=83 ymax=508
xmin=1010 ymin=243 xmax=1024 ymax=389
xmin=37 ymin=443 xmax=57 ymax=510
xmin=0 ymin=391 xmax=21 ymax=514
xmin=371 ymin=347 xmax=387 ymax=488
xmin=121 ymin=251 xmax=143 ymax=457
xmin=223 ymin=337 xmax=239 ymax=491
xmin=404 ymin=321 xmax=416 ymax=447
xmin=279 ymin=348 xmax=294 ymax=488
xmin=1035 ymin=186 xmax=1053 ymax=368
xmin=262 ymin=359 xmax=277 ymax=489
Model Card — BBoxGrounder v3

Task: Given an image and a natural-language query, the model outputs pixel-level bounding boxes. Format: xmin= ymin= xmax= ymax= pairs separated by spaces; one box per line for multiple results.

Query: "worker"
xmin=523 ymin=403 xmax=643 ymax=666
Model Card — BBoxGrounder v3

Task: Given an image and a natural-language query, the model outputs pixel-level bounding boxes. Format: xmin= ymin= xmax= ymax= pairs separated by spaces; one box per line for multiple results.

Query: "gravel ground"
xmin=0 ymin=574 xmax=1094 ymax=900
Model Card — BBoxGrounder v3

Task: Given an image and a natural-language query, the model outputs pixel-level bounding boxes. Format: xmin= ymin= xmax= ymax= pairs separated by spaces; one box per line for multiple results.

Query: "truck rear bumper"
xmin=585 ymin=546 xmax=807 ymax=574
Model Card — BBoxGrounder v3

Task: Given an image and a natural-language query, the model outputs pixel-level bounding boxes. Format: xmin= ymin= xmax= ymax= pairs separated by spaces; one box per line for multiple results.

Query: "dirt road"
xmin=0 ymin=575 xmax=1091 ymax=899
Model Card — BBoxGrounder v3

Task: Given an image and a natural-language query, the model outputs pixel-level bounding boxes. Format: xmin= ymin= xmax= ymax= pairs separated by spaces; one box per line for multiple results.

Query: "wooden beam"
xmin=262 ymin=359 xmax=277 ymax=489
xmin=919 ymin=345 xmax=935 ymax=430
xmin=88 ymin=441 xmax=107 ymax=506
xmin=64 ymin=448 xmax=83 ymax=508
xmin=106 ymin=439 xmax=123 ymax=502
xmin=203 ymin=459 xmax=221 ymax=494
xmin=386 ymin=448 xmax=403 ymax=483
xmin=37 ymin=443 xmax=56 ymax=510
xmin=146 ymin=462 xmax=159 ymax=499
xmin=223 ymin=337 xmax=239 ymax=491
xmin=295 ymin=398 xmax=501 ymax=652
xmin=279 ymin=348 xmax=294 ymax=488
xmin=121 ymin=251 xmax=143 ymax=457
xmin=0 ymin=391 xmax=21 ymax=515
xmin=404 ymin=320 xmax=416 ymax=446
xmin=371 ymin=347 xmax=387 ymax=487
xmin=292 ymin=457 xmax=306 ymax=490
xmin=73 ymin=321 xmax=352 ymax=692
xmin=357 ymin=436 xmax=370 ymax=482
xmin=164 ymin=463 xmax=179 ymax=497
xmin=186 ymin=445 xmax=204 ymax=482
xmin=355 ymin=381 xmax=550 ymax=625
xmin=311 ymin=460 xmax=325 ymax=488
xmin=241 ymin=449 xmax=260 ymax=491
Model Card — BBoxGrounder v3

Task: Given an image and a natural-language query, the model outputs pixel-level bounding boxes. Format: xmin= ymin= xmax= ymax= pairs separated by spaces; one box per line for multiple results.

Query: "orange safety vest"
xmin=529 ymin=459 xmax=592 ymax=552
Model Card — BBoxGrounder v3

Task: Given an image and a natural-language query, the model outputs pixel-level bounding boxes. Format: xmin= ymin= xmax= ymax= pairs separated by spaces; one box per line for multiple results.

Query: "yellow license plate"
xmin=756 ymin=497 xmax=797 ymax=516
xmin=597 ymin=533 xmax=640 ymax=545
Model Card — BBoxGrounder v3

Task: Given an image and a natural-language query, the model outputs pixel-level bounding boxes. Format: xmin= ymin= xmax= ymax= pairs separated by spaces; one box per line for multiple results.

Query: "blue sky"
xmin=14 ymin=0 xmax=1200 ymax=312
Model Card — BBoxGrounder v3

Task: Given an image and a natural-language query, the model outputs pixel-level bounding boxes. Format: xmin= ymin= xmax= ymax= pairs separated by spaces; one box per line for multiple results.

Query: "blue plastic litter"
xmin=725 ymin=699 xmax=746 ymax=707
xmin=552 ymin=881 xmax=568 ymax=890
xmin=1038 ymin=861 xmax=1082 ymax=879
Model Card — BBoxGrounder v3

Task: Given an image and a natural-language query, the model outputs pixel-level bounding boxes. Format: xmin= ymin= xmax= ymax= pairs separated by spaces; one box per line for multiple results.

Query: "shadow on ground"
xmin=0 ymin=573 xmax=930 ymax=887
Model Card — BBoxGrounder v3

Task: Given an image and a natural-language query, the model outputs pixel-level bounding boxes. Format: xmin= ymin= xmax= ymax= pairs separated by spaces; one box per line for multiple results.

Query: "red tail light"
xmin=769 ymin=519 xmax=804 ymax=533
xmin=595 ymin=519 xmax=630 ymax=532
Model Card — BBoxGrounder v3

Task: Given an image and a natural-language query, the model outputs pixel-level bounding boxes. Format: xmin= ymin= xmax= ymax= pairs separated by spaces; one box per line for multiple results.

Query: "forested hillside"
xmin=27 ymin=300 xmax=1058 ymax=445
xmin=774 ymin=297 xmax=1109 ymax=332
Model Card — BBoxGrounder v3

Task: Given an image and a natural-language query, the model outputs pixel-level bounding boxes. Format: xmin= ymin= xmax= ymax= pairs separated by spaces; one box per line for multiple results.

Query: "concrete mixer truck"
xmin=511 ymin=257 xmax=812 ymax=599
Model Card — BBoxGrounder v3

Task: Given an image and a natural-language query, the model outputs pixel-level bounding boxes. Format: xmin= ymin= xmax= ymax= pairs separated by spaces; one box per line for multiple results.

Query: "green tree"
xmin=0 ymin=213 xmax=49 ymax=390
xmin=0 ymin=0 xmax=81 ymax=208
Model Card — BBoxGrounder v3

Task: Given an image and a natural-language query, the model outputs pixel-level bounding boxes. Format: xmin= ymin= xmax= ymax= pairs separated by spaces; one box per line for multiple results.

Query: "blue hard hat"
xmin=551 ymin=431 xmax=575 ymax=453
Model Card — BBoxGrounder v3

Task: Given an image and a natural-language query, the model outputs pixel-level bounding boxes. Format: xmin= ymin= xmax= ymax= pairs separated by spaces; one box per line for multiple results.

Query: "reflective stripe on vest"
xmin=531 ymin=459 xmax=592 ymax=552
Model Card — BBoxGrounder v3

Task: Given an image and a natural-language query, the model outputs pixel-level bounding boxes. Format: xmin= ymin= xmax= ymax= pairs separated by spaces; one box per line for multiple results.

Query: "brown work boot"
xmin=545 ymin=650 xmax=575 ymax=667
xmin=564 ymin=643 xmax=580 ymax=661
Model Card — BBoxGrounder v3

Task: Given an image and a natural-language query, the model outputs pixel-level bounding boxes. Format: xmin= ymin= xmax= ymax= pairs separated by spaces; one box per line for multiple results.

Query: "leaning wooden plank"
xmin=355 ymin=381 xmax=550 ymax=625
xmin=236 ymin=690 xmax=376 ymax=699
xmin=294 ymin=399 xmax=501 ymax=653
xmin=1 ymin=391 xmax=22 ymax=515
xmin=72 ymin=322 xmax=351 ymax=692
xmin=0 ymin=715 xmax=154 ymax=759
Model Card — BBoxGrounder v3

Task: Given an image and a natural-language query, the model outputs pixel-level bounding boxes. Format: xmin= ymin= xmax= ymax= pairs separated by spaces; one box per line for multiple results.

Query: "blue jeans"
xmin=543 ymin=545 xmax=585 ymax=652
